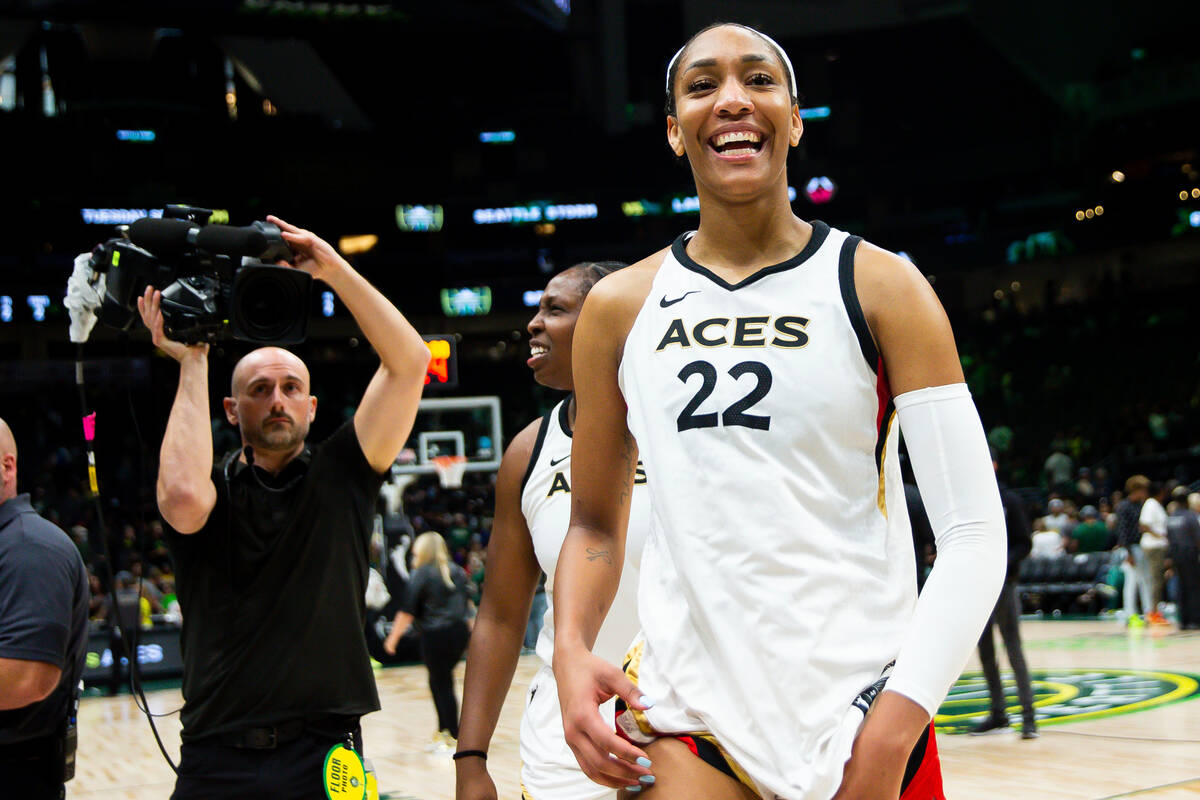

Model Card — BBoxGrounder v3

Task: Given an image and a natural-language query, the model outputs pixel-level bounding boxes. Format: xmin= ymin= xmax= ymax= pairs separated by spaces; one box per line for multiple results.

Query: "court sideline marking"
xmin=1092 ymin=777 xmax=1200 ymax=798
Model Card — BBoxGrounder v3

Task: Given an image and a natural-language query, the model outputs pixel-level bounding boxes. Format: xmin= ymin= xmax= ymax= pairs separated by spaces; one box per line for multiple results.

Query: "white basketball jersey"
xmin=520 ymin=396 xmax=650 ymax=667
xmin=618 ymin=222 xmax=916 ymax=799
xmin=519 ymin=397 xmax=651 ymax=799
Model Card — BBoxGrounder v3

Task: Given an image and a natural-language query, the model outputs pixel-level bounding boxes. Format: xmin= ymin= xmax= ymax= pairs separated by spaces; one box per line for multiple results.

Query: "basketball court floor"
xmin=72 ymin=619 xmax=1200 ymax=799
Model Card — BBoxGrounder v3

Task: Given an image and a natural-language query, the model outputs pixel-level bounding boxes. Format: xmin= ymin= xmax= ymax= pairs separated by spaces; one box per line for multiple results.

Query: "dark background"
xmin=0 ymin=0 xmax=1197 ymax=492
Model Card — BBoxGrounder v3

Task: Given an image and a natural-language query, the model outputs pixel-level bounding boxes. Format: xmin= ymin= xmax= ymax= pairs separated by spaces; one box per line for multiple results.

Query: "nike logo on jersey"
xmin=548 ymin=455 xmax=569 ymax=466
xmin=659 ymin=290 xmax=700 ymax=308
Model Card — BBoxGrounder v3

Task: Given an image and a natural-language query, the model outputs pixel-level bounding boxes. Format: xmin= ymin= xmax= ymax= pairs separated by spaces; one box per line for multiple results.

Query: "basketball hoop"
xmin=431 ymin=455 xmax=467 ymax=489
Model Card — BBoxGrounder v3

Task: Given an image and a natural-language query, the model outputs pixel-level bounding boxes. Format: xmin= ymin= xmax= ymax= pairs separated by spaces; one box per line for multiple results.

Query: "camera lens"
xmin=233 ymin=268 xmax=301 ymax=341
xmin=231 ymin=263 xmax=311 ymax=344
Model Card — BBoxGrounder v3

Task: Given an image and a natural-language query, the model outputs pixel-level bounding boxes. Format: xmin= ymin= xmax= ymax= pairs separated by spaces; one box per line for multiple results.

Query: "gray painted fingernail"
xmin=625 ymin=786 xmax=642 ymax=793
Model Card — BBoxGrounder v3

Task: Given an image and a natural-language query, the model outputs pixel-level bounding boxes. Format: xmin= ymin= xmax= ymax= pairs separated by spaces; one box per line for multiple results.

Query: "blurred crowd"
xmin=962 ymin=284 xmax=1199 ymax=488
xmin=10 ymin=281 xmax=1199 ymax=635
xmin=1020 ymin=472 xmax=1200 ymax=629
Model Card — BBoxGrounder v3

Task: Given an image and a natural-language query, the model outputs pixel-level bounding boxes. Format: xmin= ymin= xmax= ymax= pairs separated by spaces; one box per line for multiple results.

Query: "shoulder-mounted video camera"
xmin=91 ymin=205 xmax=312 ymax=345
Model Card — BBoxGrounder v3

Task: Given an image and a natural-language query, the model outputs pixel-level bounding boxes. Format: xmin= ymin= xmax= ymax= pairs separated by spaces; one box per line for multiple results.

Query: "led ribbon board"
xmin=81 ymin=208 xmax=164 ymax=225
xmin=472 ymin=203 xmax=597 ymax=225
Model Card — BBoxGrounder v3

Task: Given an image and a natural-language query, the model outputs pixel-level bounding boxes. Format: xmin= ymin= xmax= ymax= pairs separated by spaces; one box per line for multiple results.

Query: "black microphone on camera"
xmin=197 ymin=225 xmax=269 ymax=257
xmin=129 ymin=218 xmax=270 ymax=258
xmin=127 ymin=218 xmax=197 ymax=253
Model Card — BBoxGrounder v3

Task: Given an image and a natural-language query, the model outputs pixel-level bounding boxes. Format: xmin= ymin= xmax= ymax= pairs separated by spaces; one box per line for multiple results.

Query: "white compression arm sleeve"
xmin=885 ymin=382 xmax=1006 ymax=715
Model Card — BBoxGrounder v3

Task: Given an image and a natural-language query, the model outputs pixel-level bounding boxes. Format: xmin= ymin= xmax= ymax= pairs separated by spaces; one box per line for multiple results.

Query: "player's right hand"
xmin=137 ymin=286 xmax=208 ymax=362
xmin=554 ymin=646 xmax=655 ymax=789
xmin=453 ymin=761 xmax=498 ymax=800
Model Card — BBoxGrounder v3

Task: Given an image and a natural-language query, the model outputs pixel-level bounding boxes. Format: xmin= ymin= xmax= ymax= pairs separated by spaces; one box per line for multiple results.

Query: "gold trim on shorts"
xmin=620 ymin=640 xmax=757 ymax=791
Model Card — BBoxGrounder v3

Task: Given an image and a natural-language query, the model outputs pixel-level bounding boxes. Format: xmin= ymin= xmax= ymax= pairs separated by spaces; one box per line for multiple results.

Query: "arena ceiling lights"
xmin=116 ymin=129 xmax=156 ymax=142
xmin=523 ymin=290 xmax=544 ymax=307
xmin=804 ymin=177 xmax=836 ymax=204
xmin=1170 ymin=208 xmax=1200 ymax=236
xmin=338 ymin=234 xmax=378 ymax=255
xmin=478 ymin=130 xmax=516 ymax=144
xmin=0 ymin=294 xmax=57 ymax=324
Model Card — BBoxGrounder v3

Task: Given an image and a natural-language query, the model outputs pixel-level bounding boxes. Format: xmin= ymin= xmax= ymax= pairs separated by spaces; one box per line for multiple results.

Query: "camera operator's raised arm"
xmin=137 ymin=288 xmax=217 ymax=534
xmin=269 ymin=216 xmax=430 ymax=474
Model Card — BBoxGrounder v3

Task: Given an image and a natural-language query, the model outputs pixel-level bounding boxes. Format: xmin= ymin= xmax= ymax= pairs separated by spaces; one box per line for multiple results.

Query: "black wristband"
xmin=452 ymin=749 xmax=487 ymax=761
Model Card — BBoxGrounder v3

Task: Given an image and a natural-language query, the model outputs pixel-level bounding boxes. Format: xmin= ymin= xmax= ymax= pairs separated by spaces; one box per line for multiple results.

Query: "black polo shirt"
xmin=165 ymin=420 xmax=385 ymax=742
xmin=0 ymin=494 xmax=89 ymax=745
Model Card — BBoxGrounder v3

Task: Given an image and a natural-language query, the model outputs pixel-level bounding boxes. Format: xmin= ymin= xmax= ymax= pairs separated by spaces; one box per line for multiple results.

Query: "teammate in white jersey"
xmin=455 ymin=262 xmax=652 ymax=800
xmin=552 ymin=23 xmax=1006 ymax=800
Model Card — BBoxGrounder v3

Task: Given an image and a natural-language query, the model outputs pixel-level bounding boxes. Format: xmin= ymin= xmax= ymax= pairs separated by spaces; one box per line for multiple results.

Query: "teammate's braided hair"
xmin=566 ymin=261 xmax=627 ymax=296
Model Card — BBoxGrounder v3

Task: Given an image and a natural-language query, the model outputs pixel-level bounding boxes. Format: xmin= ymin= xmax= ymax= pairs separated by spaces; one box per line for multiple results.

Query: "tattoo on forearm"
xmin=586 ymin=548 xmax=613 ymax=564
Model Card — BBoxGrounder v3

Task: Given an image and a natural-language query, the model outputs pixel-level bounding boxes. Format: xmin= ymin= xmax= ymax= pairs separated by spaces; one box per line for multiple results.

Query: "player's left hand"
xmin=832 ymin=688 xmax=929 ymax=799
xmin=266 ymin=215 xmax=349 ymax=283
xmin=830 ymin=740 xmax=905 ymax=800
xmin=555 ymin=645 xmax=654 ymax=789
xmin=454 ymin=760 xmax=499 ymax=800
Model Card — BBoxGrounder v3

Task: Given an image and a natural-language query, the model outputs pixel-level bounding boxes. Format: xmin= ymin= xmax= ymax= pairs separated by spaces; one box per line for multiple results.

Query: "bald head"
xmin=0 ymin=418 xmax=14 ymax=460
xmin=0 ymin=417 xmax=16 ymax=503
xmin=223 ymin=348 xmax=317 ymax=462
xmin=230 ymin=347 xmax=310 ymax=396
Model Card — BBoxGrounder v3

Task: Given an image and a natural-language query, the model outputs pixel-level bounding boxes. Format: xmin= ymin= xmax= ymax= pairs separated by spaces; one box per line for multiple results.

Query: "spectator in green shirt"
xmin=1069 ymin=505 xmax=1111 ymax=553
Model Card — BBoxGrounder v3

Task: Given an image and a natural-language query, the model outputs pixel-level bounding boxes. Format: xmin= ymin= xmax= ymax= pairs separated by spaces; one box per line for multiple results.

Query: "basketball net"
xmin=431 ymin=455 xmax=467 ymax=489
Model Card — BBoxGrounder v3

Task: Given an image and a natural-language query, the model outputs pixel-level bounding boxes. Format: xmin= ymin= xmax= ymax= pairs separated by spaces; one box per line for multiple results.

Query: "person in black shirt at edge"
xmin=1167 ymin=495 xmax=1200 ymax=630
xmin=383 ymin=531 xmax=473 ymax=749
xmin=137 ymin=216 xmax=432 ymax=800
xmin=1114 ymin=477 xmax=1148 ymax=625
xmin=970 ymin=451 xmax=1037 ymax=739
xmin=0 ymin=418 xmax=89 ymax=800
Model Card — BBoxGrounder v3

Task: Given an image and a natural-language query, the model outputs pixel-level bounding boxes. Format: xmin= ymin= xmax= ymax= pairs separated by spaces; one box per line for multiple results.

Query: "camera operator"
xmin=137 ymin=216 xmax=431 ymax=800
xmin=0 ymin=418 xmax=89 ymax=800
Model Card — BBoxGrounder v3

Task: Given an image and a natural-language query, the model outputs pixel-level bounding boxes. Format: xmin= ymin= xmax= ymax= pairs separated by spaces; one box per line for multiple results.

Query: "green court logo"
xmin=936 ymin=669 xmax=1200 ymax=734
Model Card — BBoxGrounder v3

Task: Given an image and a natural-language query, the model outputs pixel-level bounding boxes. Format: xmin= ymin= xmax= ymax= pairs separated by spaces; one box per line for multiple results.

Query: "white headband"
xmin=666 ymin=26 xmax=798 ymax=98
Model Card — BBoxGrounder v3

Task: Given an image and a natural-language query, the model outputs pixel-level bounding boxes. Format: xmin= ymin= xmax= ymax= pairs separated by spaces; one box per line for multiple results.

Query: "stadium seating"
xmin=1017 ymin=551 xmax=1111 ymax=615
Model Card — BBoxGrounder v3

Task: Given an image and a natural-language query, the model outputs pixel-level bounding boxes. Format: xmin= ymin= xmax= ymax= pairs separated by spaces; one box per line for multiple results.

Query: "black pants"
xmin=420 ymin=620 xmax=470 ymax=737
xmin=978 ymin=579 xmax=1035 ymax=723
xmin=0 ymin=735 xmax=63 ymax=800
xmin=1174 ymin=548 xmax=1200 ymax=628
xmin=170 ymin=727 xmax=362 ymax=800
